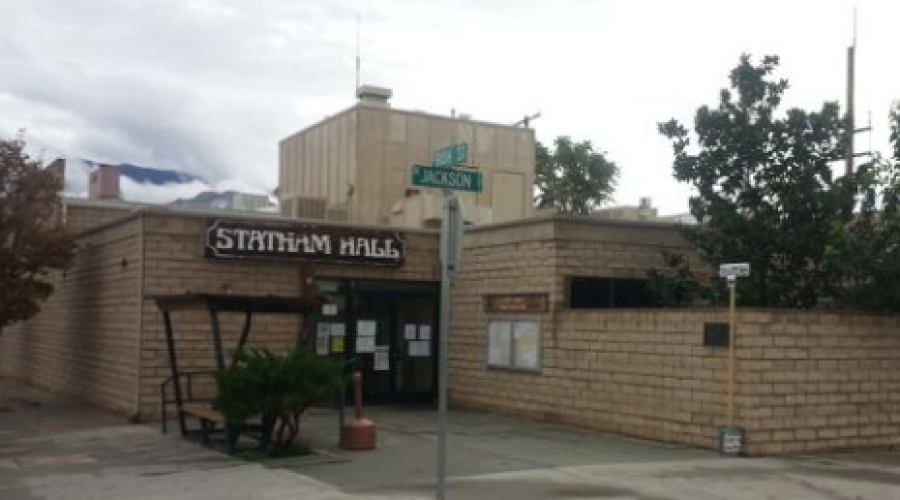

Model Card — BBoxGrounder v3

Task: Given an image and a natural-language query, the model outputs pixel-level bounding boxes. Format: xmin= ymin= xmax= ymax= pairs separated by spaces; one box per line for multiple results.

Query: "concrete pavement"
xmin=3 ymin=377 xmax=900 ymax=499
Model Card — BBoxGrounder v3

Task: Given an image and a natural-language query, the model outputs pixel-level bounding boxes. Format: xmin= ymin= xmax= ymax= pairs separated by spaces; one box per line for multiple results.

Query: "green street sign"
xmin=411 ymin=164 xmax=482 ymax=192
xmin=432 ymin=143 xmax=468 ymax=168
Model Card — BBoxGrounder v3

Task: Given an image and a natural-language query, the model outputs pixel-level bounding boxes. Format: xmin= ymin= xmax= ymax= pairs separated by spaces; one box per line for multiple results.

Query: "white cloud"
xmin=119 ymin=177 xmax=211 ymax=205
xmin=2 ymin=0 xmax=898 ymax=216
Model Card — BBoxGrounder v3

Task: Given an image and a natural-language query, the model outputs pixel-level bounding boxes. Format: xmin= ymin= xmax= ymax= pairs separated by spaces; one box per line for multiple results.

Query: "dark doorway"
xmin=311 ymin=279 xmax=439 ymax=405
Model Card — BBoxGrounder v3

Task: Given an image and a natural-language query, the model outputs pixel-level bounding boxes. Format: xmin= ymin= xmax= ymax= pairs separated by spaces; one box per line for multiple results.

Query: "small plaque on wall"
xmin=704 ymin=322 xmax=730 ymax=348
xmin=484 ymin=294 xmax=549 ymax=314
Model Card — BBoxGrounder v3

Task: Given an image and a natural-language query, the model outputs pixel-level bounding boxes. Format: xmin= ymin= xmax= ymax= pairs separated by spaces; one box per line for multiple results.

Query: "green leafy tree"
xmin=657 ymin=54 xmax=852 ymax=307
xmin=825 ymin=103 xmax=900 ymax=310
xmin=535 ymin=136 xmax=619 ymax=215
xmin=647 ymin=252 xmax=720 ymax=307
xmin=0 ymin=137 xmax=75 ymax=337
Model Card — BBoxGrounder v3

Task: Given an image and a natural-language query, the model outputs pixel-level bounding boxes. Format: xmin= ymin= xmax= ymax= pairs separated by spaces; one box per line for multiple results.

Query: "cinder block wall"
xmin=3 ymin=203 xmax=440 ymax=421
xmin=0 ymin=217 xmax=143 ymax=415
xmin=137 ymin=211 xmax=440 ymax=420
xmin=737 ymin=311 xmax=900 ymax=454
xmin=450 ymin=216 xmax=900 ymax=455
xmin=454 ymin=309 xmax=731 ymax=449
xmin=63 ymin=199 xmax=136 ymax=234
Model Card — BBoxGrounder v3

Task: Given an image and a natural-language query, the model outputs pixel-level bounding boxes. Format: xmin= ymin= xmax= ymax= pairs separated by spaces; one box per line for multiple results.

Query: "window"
xmin=487 ymin=319 xmax=540 ymax=370
xmin=569 ymin=277 xmax=656 ymax=309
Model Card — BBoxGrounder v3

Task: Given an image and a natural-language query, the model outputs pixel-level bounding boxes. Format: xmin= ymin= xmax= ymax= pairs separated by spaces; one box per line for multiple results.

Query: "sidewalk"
xmin=3 ymin=377 xmax=900 ymax=499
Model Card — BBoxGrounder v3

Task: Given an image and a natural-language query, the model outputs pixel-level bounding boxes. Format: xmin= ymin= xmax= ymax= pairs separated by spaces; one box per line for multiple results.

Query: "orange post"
xmin=340 ymin=371 xmax=377 ymax=451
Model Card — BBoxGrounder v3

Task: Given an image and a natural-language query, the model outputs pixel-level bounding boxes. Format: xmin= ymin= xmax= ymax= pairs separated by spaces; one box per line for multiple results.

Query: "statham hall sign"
xmin=204 ymin=219 xmax=405 ymax=266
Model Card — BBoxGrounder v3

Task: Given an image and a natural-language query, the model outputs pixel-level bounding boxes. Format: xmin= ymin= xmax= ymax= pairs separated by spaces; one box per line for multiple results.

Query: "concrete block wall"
xmin=450 ymin=217 xmax=900 ymax=454
xmin=0 ymin=218 xmax=143 ymax=416
xmin=451 ymin=307 xmax=729 ymax=450
xmin=4 ymin=202 xmax=441 ymax=421
xmin=736 ymin=311 xmax=900 ymax=454
xmin=137 ymin=211 xmax=440 ymax=419
xmin=63 ymin=199 xmax=136 ymax=235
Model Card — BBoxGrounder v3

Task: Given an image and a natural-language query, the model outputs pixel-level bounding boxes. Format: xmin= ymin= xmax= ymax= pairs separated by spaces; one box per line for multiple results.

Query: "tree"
xmin=824 ymin=103 xmax=900 ymax=310
xmin=657 ymin=54 xmax=852 ymax=307
xmin=0 ymin=137 xmax=75 ymax=336
xmin=534 ymin=136 xmax=619 ymax=215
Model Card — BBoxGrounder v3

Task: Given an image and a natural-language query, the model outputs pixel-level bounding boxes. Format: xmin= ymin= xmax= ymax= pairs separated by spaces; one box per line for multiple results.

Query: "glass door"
xmin=394 ymin=295 xmax=437 ymax=403
xmin=351 ymin=291 xmax=438 ymax=404
xmin=351 ymin=293 xmax=394 ymax=403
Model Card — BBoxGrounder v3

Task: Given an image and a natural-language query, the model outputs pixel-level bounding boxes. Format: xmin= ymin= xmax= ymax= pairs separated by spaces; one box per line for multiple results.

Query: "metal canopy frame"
xmin=153 ymin=293 xmax=320 ymax=436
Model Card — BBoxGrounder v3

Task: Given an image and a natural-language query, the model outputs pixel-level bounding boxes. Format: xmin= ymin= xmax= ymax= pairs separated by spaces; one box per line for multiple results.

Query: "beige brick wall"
xmin=736 ymin=311 xmax=900 ymax=455
xmin=0 ymin=218 xmax=143 ymax=416
xmin=137 ymin=211 xmax=439 ymax=419
xmin=63 ymin=199 xmax=136 ymax=235
xmin=3 ymin=203 xmax=440 ymax=421
xmin=450 ymin=217 xmax=900 ymax=455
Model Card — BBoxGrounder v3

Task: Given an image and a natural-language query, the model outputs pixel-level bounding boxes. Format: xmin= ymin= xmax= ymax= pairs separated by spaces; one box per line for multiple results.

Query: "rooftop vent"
xmin=356 ymin=85 xmax=392 ymax=108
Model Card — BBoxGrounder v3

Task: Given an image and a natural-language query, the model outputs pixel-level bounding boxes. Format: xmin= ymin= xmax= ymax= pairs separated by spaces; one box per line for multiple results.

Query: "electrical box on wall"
xmin=704 ymin=322 xmax=730 ymax=348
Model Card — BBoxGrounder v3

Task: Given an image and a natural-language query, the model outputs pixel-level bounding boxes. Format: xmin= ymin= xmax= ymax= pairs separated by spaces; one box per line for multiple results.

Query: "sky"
xmin=1 ymin=0 xmax=898 ymax=214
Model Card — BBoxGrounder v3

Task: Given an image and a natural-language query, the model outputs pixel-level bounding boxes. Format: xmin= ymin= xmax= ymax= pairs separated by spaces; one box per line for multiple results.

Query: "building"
xmin=278 ymin=86 xmax=536 ymax=228
xmin=594 ymin=197 xmax=659 ymax=221
xmin=4 ymin=92 xmax=900 ymax=457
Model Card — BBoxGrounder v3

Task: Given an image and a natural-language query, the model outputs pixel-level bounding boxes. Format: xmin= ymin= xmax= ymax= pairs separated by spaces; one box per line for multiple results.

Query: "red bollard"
xmin=340 ymin=372 xmax=377 ymax=450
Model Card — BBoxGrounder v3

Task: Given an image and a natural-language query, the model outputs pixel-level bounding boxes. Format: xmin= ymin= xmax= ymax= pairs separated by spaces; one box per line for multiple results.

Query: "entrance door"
xmin=351 ymin=290 xmax=438 ymax=405
xmin=352 ymin=293 xmax=395 ymax=403
xmin=312 ymin=279 xmax=439 ymax=405
xmin=393 ymin=295 xmax=437 ymax=403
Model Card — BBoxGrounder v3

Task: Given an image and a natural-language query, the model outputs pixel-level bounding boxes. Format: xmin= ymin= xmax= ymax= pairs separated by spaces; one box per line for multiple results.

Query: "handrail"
xmin=159 ymin=370 xmax=217 ymax=434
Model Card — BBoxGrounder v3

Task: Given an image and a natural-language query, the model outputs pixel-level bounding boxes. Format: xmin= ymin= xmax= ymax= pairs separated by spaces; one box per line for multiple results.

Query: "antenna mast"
xmin=845 ymin=7 xmax=856 ymax=177
xmin=355 ymin=13 xmax=361 ymax=91
xmin=512 ymin=112 xmax=541 ymax=128
xmin=845 ymin=6 xmax=873 ymax=175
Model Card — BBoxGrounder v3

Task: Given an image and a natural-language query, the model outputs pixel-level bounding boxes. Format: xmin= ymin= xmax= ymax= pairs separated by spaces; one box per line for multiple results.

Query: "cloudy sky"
xmin=1 ymin=0 xmax=897 ymax=213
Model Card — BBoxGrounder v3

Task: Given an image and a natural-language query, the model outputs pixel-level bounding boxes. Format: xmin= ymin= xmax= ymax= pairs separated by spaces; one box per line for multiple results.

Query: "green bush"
xmin=213 ymin=348 xmax=348 ymax=456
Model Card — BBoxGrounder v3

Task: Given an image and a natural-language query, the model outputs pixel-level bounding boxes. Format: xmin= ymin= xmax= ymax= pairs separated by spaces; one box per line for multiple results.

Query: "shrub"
xmin=213 ymin=348 xmax=348 ymax=456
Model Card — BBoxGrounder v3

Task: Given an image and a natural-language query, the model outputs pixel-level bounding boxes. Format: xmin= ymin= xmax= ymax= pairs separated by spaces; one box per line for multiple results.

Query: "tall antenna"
xmin=355 ymin=13 xmax=361 ymax=92
xmin=845 ymin=6 xmax=857 ymax=176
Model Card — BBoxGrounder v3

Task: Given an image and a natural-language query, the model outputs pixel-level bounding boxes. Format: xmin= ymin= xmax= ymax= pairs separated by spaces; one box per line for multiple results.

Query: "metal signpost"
xmin=411 ymin=143 xmax=480 ymax=500
xmin=718 ymin=262 xmax=750 ymax=457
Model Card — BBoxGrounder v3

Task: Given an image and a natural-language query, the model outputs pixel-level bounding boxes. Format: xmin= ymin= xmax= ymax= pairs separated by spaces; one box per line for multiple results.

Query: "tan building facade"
xmin=1 ymin=199 xmax=441 ymax=420
xmin=5 ymin=199 xmax=900 ymax=456
xmin=449 ymin=217 xmax=900 ymax=455
xmin=278 ymin=86 xmax=536 ymax=228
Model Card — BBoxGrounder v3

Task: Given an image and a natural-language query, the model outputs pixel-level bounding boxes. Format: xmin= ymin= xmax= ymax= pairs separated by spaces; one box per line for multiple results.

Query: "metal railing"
xmin=159 ymin=370 xmax=216 ymax=434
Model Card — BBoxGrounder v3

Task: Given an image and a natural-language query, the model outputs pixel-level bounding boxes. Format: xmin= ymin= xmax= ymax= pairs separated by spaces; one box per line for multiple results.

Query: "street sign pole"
xmin=436 ymin=189 xmax=454 ymax=500
xmin=410 ymin=142 xmax=475 ymax=499
xmin=718 ymin=262 xmax=749 ymax=457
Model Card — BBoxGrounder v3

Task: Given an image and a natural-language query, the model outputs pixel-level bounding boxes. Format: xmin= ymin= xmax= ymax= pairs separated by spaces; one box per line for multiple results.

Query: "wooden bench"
xmin=181 ymin=404 xmax=238 ymax=450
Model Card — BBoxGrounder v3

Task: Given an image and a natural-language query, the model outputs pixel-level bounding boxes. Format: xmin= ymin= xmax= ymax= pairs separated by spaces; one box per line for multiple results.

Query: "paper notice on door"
xmin=357 ymin=320 xmax=377 ymax=338
xmin=322 ymin=303 xmax=338 ymax=316
xmin=418 ymin=325 xmax=432 ymax=341
xmin=315 ymin=324 xmax=330 ymax=355
xmin=408 ymin=340 xmax=431 ymax=357
xmin=331 ymin=323 xmax=346 ymax=337
xmin=330 ymin=335 xmax=345 ymax=354
xmin=404 ymin=324 xmax=417 ymax=340
xmin=374 ymin=346 xmax=390 ymax=371
xmin=356 ymin=335 xmax=376 ymax=353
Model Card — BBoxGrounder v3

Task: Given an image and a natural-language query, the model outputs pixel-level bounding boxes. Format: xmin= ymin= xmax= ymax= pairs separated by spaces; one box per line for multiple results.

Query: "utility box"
xmin=718 ymin=426 xmax=744 ymax=457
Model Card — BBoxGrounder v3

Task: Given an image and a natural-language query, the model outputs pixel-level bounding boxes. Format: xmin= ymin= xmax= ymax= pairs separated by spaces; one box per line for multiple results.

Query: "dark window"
xmin=569 ymin=277 xmax=656 ymax=309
